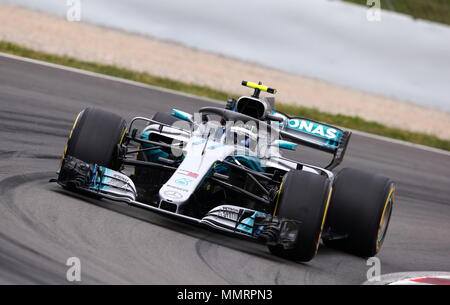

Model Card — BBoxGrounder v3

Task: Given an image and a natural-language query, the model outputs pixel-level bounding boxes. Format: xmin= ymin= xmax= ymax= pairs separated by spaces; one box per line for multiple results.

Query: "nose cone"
xmin=159 ymin=187 xmax=190 ymax=205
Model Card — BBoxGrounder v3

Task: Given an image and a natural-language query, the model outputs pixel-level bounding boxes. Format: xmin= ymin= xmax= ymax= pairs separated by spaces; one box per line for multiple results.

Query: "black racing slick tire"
xmin=324 ymin=168 xmax=395 ymax=257
xmin=268 ymin=170 xmax=332 ymax=262
xmin=63 ymin=107 xmax=127 ymax=170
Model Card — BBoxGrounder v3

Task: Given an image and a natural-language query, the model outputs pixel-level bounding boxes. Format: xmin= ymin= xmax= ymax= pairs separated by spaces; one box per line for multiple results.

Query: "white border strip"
xmin=1 ymin=52 xmax=449 ymax=157
xmin=363 ymin=271 xmax=450 ymax=285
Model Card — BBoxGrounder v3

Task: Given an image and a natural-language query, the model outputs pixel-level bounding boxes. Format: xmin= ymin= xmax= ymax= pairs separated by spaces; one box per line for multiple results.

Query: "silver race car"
xmin=54 ymin=81 xmax=395 ymax=262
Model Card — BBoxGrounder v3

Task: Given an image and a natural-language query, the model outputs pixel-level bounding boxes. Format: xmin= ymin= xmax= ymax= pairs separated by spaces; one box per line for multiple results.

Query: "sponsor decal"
xmin=111 ymin=174 xmax=129 ymax=184
xmin=175 ymin=178 xmax=193 ymax=186
xmin=288 ymin=119 xmax=339 ymax=140
xmin=214 ymin=206 xmax=240 ymax=222
xmin=163 ymin=190 xmax=183 ymax=199
xmin=178 ymin=169 xmax=199 ymax=178
xmin=166 ymin=185 xmax=189 ymax=192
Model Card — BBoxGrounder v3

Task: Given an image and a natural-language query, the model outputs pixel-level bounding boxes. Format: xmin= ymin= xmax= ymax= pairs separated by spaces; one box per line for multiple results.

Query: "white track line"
xmin=0 ymin=52 xmax=222 ymax=106
xmin=345 ymin=129 xmax=450 ymax=156
xmin=1 ymin=52 xmax=449 ymax=157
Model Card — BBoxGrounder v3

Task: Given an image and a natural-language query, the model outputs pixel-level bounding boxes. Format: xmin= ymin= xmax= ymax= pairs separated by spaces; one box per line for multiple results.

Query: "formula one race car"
xmin=54 ymin=81 xmax=395 ymax=262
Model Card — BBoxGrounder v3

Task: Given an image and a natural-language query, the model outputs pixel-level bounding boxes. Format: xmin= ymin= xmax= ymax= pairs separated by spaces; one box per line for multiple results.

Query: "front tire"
xmin=324 ymin=168 xmax=395 ymax=257
xmin=63 ymin=107 xmax=127 ymax=170
xmin=268 ymin=170 xmax=332 ymax=262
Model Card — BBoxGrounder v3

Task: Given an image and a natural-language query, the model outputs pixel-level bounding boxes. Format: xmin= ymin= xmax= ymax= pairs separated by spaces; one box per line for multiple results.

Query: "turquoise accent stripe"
xmin=140 ymin=130 xmax=169 ymax=162
xmin=277 ymin=140 xmax=297 ymax=151
xmin=90 ymin=166 xmax=110 ymax=191
xmin=232 ymin=156 xmax=265 ymax=172
xmin=237 ymin=211 xmax=267 ymax=234
xmin=172 ymin=109 xmax=192 ymax=122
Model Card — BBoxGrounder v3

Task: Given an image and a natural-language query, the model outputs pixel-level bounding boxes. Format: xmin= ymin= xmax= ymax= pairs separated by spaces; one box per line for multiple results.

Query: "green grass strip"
xmin=1 ymin=41 xmax=449 ymax=151
xmin=344 ymin=0 xmax=450 ymax=26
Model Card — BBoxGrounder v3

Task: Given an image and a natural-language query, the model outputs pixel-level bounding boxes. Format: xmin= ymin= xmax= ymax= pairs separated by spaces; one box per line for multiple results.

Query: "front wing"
xmin=53 ymin=156 xmax=300 ymax=248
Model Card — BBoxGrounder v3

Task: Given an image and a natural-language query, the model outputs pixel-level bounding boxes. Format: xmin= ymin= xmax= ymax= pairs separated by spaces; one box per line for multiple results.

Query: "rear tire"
xmin=64 ymin=107 xmax=127 ymax=170
xmin=324 ymin=168 xmax=395 ymax=257
xmin=268 ymin=170 xmax=332 ymax=262
xmin=151 ymin=112 xmax=179 ymax=126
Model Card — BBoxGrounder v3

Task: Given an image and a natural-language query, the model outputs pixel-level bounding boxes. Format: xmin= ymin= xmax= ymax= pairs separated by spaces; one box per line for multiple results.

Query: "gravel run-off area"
xmin=1 ymin=3 xmax=449 ymax=139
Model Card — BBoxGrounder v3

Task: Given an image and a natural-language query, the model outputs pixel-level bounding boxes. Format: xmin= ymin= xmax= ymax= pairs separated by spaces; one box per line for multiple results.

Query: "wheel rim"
xmin=376 ymin=188 xmax=395 ymax=251
xmin=315 ymin=186 xmax=333 ymax=252
xmin=60 ymin=110 xmax=83 ymax=169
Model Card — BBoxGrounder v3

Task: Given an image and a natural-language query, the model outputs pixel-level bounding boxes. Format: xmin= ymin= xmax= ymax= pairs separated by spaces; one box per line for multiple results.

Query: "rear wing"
xmin=275 ymin=112 xmax=352 ymax=170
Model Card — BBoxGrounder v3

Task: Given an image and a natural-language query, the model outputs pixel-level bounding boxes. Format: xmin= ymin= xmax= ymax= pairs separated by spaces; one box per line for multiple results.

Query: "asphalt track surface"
xmin=0 ymin=54 xmax=449 ymax=284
